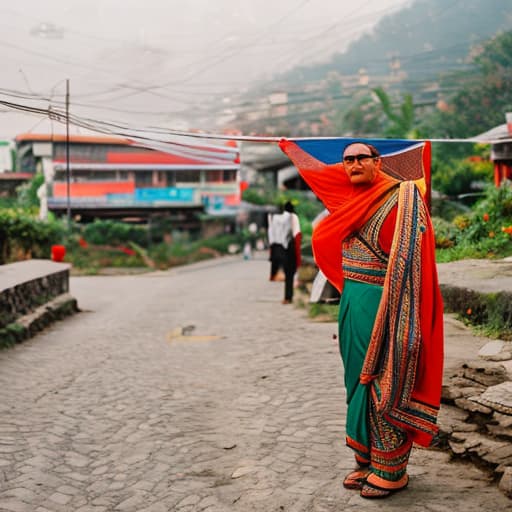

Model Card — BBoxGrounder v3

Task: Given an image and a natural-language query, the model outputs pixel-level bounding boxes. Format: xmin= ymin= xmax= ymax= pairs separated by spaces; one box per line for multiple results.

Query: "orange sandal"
xmin=342 ymin=468 xmax=371 ymax=490
xmin=360 ymin=473 xmax=409 ymax=499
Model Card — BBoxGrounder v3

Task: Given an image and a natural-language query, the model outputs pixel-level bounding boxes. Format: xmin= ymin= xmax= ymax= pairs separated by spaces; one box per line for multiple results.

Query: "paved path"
xmin=0 ymin=255 xmax=510 ymax=511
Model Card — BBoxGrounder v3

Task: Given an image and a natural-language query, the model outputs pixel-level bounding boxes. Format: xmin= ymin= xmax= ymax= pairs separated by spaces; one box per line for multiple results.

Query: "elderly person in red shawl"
xmin=279 ymin=138 xmax=444 ymax=499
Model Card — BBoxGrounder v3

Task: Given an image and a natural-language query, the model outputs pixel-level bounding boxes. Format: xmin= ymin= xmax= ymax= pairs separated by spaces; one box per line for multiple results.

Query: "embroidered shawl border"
xmin=360 ymin=182 xmax=436 ymax=435
xmin=342 ymin=192 xmax=398 ymax=286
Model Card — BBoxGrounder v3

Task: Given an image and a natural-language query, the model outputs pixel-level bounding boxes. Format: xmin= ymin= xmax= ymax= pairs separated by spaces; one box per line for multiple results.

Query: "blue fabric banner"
xmin=293 ymin=138 xmax=423 ymax=164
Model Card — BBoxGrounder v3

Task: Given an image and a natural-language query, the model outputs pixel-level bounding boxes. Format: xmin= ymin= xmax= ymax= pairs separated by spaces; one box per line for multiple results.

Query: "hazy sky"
xmin=0 ymin=0 xmax=411 ymax=138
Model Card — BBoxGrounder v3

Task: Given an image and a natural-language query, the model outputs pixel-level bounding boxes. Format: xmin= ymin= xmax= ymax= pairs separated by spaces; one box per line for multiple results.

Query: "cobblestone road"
xmin=0 ymin=255 xmax=510 ymax=511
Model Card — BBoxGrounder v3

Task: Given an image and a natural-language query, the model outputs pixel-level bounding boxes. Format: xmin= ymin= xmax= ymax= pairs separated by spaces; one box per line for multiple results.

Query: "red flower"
xmin=120 ymin=246 xmax=136 ymax=256
xmin=78 ymin=237 xmax=88 ymax=248
xmin=483 ymin=213 xmax=489 ymax=222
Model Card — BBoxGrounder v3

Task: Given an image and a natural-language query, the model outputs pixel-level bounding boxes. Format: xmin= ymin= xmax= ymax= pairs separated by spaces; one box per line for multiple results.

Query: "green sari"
xmin=337 ymin=189 xmax=415 ymax=482
xmin=338 ymin=279 xmax=382 ymax=464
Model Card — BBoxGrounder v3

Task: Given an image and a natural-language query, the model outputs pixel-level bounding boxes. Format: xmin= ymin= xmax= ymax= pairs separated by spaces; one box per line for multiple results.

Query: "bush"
xmin=66 ymin=244 xmax=144 ymax=271
xmin=431 ymin=157 xmax=493 ymax=200
xmin=436 ymin=182 xmax=512 ymax=261
xmin=432 ymin=217 xmax=457 ymax=248
xmin=145 ymin=233 xmax=244 ymax=269
xmin=199 ymin=234 xmax=243 ymax=253
xmin=456 ymin=183 xmax=512 ymax=243
xmin=431 ymin=196 xmax=469 ymax=221
xmin=16 ymin=173 xmax=44 ymax=209
xmin=0 ymin=209 xmax=66 ymax=264
xmin=83 ymin=220 xmax=148 ymax=247
xmin=242 ymin=188 xmax=276 ymax=205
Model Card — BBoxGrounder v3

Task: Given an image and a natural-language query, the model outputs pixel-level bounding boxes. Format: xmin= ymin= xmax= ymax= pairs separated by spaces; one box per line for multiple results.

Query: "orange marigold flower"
xmin=489 ymin=231 xmax=495 ymax=238
xmin=466 ymin=308 xmax=472 ymax=315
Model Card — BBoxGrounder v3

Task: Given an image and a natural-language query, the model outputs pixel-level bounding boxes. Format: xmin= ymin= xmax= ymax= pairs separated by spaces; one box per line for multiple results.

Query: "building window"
xmin=55 ymin=170 xmax=118 ymax=181
xmin=223 ymin=170 xmax=236 ymax=182
xmin=166 ymin=172 xmax=176 ymax=187
xmin=135 ymin=172 xmax=153 ymax=188
xmin=54 ymin=143 xmax=108 ymax=163
xmin=175 ymin=171 xmax=200 ymax=183
xmin=205 ymin=170 xmax=223 ymax=183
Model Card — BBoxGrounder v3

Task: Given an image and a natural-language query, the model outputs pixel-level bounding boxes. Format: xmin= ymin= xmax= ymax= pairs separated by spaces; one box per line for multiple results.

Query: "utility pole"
xmin=65 ymin=78 xmax=71 ymax=229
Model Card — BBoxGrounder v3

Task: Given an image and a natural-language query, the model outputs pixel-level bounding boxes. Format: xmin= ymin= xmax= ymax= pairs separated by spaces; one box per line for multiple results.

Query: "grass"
xmin=436 ymin=245 xmax=512 ymax=263
xmin=308 ymin=302 xmax=339 ymax=322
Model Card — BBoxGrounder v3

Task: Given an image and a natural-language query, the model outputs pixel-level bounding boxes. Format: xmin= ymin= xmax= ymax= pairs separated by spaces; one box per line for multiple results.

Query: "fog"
xmin=0 ymin=0 xmax=410 ymax=138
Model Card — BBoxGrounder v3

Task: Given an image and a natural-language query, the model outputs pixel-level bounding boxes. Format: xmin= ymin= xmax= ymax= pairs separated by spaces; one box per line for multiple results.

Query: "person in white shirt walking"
xmin=267 ymin=201 xmax=302 ymax=304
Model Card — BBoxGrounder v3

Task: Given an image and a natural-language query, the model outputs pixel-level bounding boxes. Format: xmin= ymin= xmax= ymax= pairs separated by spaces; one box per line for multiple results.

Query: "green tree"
xmin=372 ymin=87 xmax=417 ymax=138
xmin=421 ymin=30 xmax=512 ymax=139
xmin=16 ymin=173 xmax=44 ymax=210
xmin=335 ymin=94 xmax=383 ymax=136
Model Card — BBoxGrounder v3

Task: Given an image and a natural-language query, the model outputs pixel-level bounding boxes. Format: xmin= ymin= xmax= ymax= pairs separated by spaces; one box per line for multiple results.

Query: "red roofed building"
xmin=15 ymin=133 xmax=241 ymax=223
xmin=475 ymin=114 xmax=512 ymax=187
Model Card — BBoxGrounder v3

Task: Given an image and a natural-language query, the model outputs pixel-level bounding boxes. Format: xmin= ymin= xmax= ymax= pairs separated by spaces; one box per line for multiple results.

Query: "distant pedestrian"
xmin=242 ymin=241 xmax=252 ymax=260
xmin=267 ymin=213 xmax=280 ymax=281
xmin=267 ymin=201 xmax=302 ymax=304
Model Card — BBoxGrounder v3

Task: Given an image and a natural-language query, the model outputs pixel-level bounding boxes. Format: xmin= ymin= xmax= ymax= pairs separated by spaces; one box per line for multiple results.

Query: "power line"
xmin=0 ymin=0 xmax=483 ymax=120
xmin=0 ymin=96 xmax=493 ymax=146
xmin=0 ymin=32 xmax=487 ymax=127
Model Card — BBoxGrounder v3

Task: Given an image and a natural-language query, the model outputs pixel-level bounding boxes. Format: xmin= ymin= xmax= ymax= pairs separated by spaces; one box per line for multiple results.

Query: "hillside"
xmin=224 ymin=0 xmax=512 ymax=138
xmin=278 ymin=0 xmax=512 ymax=87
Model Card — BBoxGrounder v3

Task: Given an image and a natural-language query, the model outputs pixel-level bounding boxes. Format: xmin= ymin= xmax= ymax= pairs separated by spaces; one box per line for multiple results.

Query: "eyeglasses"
xmin=343 ymin=154 xmax=375 ymax=164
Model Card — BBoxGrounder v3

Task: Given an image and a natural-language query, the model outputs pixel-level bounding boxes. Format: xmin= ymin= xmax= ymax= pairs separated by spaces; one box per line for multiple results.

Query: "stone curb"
xmin=0 ymin=293 xmax=79 ymax=349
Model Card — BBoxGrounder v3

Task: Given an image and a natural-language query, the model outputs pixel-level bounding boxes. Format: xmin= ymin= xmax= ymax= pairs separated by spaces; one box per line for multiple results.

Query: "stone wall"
xmin=0 ymin=259 xmax=78 ymax=348
xmin=440 ymin=344 xmax=512 ymax=498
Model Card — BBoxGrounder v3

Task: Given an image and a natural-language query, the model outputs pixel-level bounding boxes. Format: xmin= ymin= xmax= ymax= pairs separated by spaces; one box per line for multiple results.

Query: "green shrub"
xmin=431 ymin=196 xmax=469 ymax=221
xmin=199 ymin=234 xmax=242 ymax=253
xmin=65 ymin=243 xmax=144 ymax=270
xmin=16 ymin=173 xmax=44 ymax=209
xmin=242 ymin=188 xmax=276 ymax=205
xmin=436 ymin=182 xmax=512 ymax=261
xmin=148 ymin=242 xmax=192 ymax=267
xmin=432 ymin=217 xmax=457 ymax=248
xmin=0 ymin=209 xmax=66 ymax=264
xmin=431 ymin=157 xmax=493 ymax=199
xmin=83 ymin=220 xmax=148 ymax=247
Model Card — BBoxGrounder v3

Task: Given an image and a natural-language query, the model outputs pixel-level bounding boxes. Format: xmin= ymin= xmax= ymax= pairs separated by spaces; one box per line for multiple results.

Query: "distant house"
xmin=0 ymin=139 xmax=26 ymax=197
xmin=14 ymin=133 xmax=241 ymax=225
xmin=475 ymin=115 xmax=512 ymax=186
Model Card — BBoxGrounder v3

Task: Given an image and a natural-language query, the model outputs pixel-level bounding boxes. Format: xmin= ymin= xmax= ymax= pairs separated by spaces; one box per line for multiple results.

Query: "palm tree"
xmin=372 ymin=87 xmax=416 ymax=138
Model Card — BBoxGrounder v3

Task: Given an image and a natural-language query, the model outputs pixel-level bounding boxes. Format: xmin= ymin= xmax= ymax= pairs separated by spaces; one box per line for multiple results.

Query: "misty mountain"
xmin=273 ymin=0 xmax=512 ymax=88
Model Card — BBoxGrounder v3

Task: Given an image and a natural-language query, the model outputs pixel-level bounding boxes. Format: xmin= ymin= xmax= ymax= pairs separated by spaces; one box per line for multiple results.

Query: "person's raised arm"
xmin=279 ymin=139 xmax=350 ymax=213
